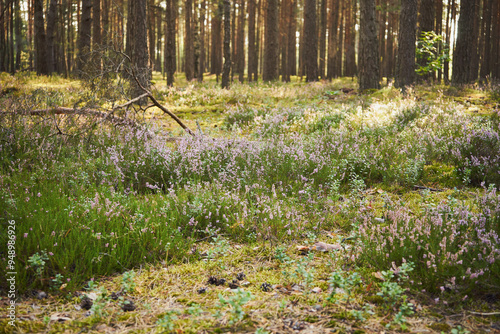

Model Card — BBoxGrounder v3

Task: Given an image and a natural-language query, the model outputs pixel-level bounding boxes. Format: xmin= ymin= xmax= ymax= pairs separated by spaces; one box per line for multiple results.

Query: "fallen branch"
xmin=21 ymin=106 xmax=138 ymax=127
xmin=120 ymin=51 xmax=195 ymax=136
xmin=126 ymin=63 xmax=195 ymax=136
xmin=9 ymin=89 xmax=195 ymax=136
xmin=413 ymin=185 xmax=444 ymax=192
xmin=468 ymin=311 xmax=500 ymax=316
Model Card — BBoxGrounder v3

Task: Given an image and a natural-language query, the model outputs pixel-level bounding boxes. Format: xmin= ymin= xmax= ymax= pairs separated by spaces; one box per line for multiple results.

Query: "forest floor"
xmin=1 ymin=72 xmax=500 ymax=333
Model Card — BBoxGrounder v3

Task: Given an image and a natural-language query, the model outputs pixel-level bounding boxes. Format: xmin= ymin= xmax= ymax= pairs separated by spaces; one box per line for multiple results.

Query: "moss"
xmin=364 ymin=295 xmax=385 ymax=305
xmin=304 ymin=315 xmax=319 ymax=323
xmin=428 ymin=322 xmax=451 ymax=332
xmin=421 ymin=163 xmax=460 ymax=188
xmin=325 ymin=320 xmax=338 ymax=328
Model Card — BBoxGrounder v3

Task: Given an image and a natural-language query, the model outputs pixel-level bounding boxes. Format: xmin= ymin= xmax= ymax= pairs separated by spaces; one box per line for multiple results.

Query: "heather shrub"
xmin=357 ymin=187 xmax=500 ymax=295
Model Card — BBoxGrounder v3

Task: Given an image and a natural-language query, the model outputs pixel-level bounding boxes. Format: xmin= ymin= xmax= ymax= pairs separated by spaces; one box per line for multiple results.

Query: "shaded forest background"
xmin=0 ymin=0 xmax=499 ymax=90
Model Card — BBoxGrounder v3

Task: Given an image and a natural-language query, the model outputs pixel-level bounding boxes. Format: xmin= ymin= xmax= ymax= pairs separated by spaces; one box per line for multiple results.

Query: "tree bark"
xmin=452 ymin=0 xmax=478 ymax=85
xmin=263 ymin=0 xmax=279 ymax=81
xmin=491 ymin=0 xmax=499 ymax=79
xmin=327 ymin=0 xmax=340 ymax=79
xmin=34 ymin=0 xmax=49 ymax=75
xmin=344 ymin=0 xmax=357 ymax=77
xmin=165 ymin=0 xmax=176 ymax=86
xmin=395 ymin=0 xmax=418 ymax=91
xmin=211 ymin=1 xmax=222 ymax=78
xmin=304 ymin=0 xmax=318 ymax=81
xmin=288 ymin=0 xmax=297 ymax=76
xmin=237 ymin=0 xmax=245 ymax=82
xmin=319 ymin=0 xmax=327 ymax=79
xmin=358 ymin=0 xmax=380 ymax=90
xmin=221 ymin=0 xmax=231 ymax=88
xmin=248 ymin=0 xmax=257 ymax=81
xmin=93 ymin=0 xmax=101 ymax=46
xmin=126 ymin=0 xmax=151 ymax=97
xmin=184 ymin=0 xmax=194 ymax=81
xmin=77 ymin=0 xmax=92 ymax=75
xmin=198 ymin=0 xmax=206 ymax=82
xmin=46 ymin=0 xmax=58 ymax=74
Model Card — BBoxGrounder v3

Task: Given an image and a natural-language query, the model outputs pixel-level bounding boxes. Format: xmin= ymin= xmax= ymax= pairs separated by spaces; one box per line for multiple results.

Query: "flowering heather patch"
xmin=356 ymin=186 xmax=500 ymax=295
xmin=1 ymin=78 xmax=500 ymax=298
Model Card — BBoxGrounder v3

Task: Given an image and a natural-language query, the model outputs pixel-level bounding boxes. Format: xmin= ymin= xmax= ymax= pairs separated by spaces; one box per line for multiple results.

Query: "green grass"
xmin=1 ymin=72 xmax=499 ymax=333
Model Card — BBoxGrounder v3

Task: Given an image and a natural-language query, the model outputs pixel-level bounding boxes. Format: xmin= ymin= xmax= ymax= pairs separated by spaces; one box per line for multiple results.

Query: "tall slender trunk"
xmin=395 ymin=0 xmax=418 ymax=91
xmin=77 ymin=0 xmax=92 ymax=74
xmin=452 ymin=0 xmax=478 ymax=85
xmin=198 ymin=0 xmax=206 ymax=82
xmin=46 ymin=0 xmax=58 ymax=74
xmin=358 ymin=0 xmax=380 ymax=90
xmin=319 ymin=0 xmax=327 ymax=79
xmin=327 ymin=0 xmax=340 ymax=79
xmin=185 ymin=0 xmax=194 ymax=81
xmin=165 ymin=0 xmax=176 ymax=86
xmin=34 ymin=0 xmax=49 ymax=74
xmin=304 ymin=0 xmax=318 ymax=81
xmin=248 ymin=0 xmax=257 ymax=81
xmin=263 ymin=0 xmax=279 ymax=81
xmin=221 ymin=0 xmax=231 ymax=88
xmin=480 ymin=0 xmax=492 ymax=80
xmin=288 ymin=0 xmax=297 ymax=76
xmin=237 ymin=0 xmax=245 ymax=82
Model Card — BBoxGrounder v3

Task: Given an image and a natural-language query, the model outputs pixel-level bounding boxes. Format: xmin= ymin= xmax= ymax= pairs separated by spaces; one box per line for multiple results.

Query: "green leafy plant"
xmin=214 ymin=288 xmax=254 ymax=325
xmin=121 ymin=270 xmax=137 ymax=293
xmin=156 ymin=310 xmax=180 ymax=332
xmin=28 ymin=251 xmax=49 ymax=277
xmin=51 ymin=273 xmax=65 ymax=290
xmin=416 ymin=31 xmax=449 ymax=76
xmin=328 ymin=270 xmax=362 ymax=306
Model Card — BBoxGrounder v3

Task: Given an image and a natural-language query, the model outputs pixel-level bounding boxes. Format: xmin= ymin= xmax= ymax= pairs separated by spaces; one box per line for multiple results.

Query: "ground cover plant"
xmin=0 ymin=72 xmax=499 ymax=333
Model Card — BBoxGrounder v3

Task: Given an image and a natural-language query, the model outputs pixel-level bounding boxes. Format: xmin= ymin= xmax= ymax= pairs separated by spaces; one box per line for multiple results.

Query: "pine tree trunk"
xmin=480 ymin=0 xmax=492 ymax=80
xmin=237 ymin=0 xmax=245 ymax=82
xmin=211 ymin=2 xmax=222 ymax=78
xmin=46 ymin=0 xmax=58 ymax=74
xmin=34 ymin=0 xmax=49 ymax=75
xmin=248 ymin=0 xmax=257 ymax=81
xmin=304 ymin=0 xmax=318 ymax=81
xmin=417 ymin=0 xmax=435 ymax=81
xmin=185 ymin=0 xmax=194 ymax=81
xmin=165 ymin=0 xmax=176 ymax=86
xmin=337 ymin=0 xmax=344 ymax=76
xmin=263 ymin=0 xmax=279 ymax=81
xmin=395 ymin=0 xmax=418 ymax=91
xmin=199 ymin=0 xmax=206 ymax=82
xmin=358 ymin=0 xmax=380 ymax=90
xmin=77 ymin=0 xmax=92 ymax=74
xmin=344 ymin=0 xmax=356 ymax=77
xmin=102 ymin=0 xmax=109 ymax=46
xmin=148 ymin=0 xmax=156 ymax=71
xmin=470 ymin=0 xmax=480 ymax=81
xmin=443 ymin=0 xmax=455 ymax=82
xmin=490 ymin=0 xmax=499 ymax=79
xmin=14 ymin=0 xmax=21 ymax=71
xmin=126 ymin=0 xmax=150 ymax=97
xmin=452 ymin=0 xmax=477 ymax=85
xmin=93 ymin=0 xmax=101 ymax=46
xmin=231 ymin=0 xmax=236 ymax=81
xmin=288 ymin=0 xmax=297 ymax=76
xmin=319 ymin=0 xmax=327 ymax=79
xmin=327 ymin=0 xmax=340 ymax=79
xmin=156 ymin=5 xmax=163 ymax=71
xmin=435 ymin=0 xmax=443 ymax=81
xmin=221 ymin=0 xmax=231 ymax=88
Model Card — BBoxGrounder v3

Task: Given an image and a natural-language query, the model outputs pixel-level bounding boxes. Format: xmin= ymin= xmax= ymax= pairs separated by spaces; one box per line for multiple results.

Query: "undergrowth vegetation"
xmin=0 ymin=72 xmax=499 ymax=332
